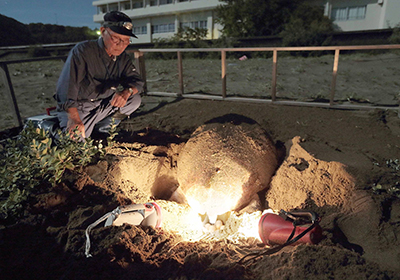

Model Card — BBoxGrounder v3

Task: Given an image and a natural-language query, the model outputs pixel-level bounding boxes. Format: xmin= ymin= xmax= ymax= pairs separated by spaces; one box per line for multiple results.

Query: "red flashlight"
xmin=258 ymin=210 xmax=323 ymax=246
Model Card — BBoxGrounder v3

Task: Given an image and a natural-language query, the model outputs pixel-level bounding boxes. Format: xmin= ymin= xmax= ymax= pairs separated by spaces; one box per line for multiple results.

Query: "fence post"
xmin=221 ymin=50 xmax=226 ymax=98
xmin=330 ymin=48 xmax=340 ymax=106
xmin=177 ymin=51 xmax=183 ymax=96
xmin=134 ymin=50 xmax=147 ymax=93
xmin=0 ymin=63 xmax=23 ymax=127
xmin=271 ymin=49 xmax=278 ymax=101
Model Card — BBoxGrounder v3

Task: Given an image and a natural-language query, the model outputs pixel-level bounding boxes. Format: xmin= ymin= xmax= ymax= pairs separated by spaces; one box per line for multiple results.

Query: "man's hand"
xmin=67 ymin=107 xmax=85 ymax=139
xmin=110 ymin=87 xmax=138 ymax=107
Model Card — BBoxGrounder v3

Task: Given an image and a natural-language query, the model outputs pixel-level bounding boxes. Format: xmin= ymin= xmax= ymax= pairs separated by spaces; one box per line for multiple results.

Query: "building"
xmin=315 ymin=0 xmax=400 ymax=32
xmin=92 ymin=0 xmax=223 ymax=44
xmin=92 ymin=0 xmax=400 ymax=44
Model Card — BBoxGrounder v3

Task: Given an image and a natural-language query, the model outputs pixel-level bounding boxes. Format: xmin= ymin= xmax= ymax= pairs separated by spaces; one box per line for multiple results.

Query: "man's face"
xmin=101 ymin=27 xmax=131 ymax=57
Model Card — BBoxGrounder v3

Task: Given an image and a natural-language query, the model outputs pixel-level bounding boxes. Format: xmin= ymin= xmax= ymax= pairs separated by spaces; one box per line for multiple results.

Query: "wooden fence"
xmin=129 ymin=44 xmax=400 ymax=113
xmin=0 ymin=55 xmax=67 ymax=127
xmin=1 ymin=44 xmax=400 ymax=128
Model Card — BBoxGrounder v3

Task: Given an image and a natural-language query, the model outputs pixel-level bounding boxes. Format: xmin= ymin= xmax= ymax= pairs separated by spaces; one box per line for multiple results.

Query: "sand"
xmin=1 ymin=52 xmax=400 ymax=279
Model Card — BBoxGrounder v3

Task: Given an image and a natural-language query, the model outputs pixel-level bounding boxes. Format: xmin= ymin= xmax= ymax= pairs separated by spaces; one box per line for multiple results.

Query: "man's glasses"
xmin=106 ymin=29 xmax=130 ymax=45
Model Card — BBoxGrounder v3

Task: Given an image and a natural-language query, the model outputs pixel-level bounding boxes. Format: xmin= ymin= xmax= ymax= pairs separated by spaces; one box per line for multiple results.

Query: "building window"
xmin=121 ymin=1 xmax=131 ymax=10
xmin=109 ymin=4 xmax=119 ymax=12
xmin=348 ymin=6 xmax=366 ymax=20
xmin=331 ymin=6 xmax=366 ymax=21
xmin=150 ymin=0 xmax=157 ymax=6
xmin=132 ymin=1 xmax=143 ymax=9
xmin=134 ymin=26 xmax=147 ymax=35
xmin=152 ymin=23 xmax=175 ymax=34
xmin=98 ymin=5 xmax=107 ymax=14
xmin=180 ymin=20 xmax=207 ymax=29
xmin=160 ymin=0 xmax=173 ymax=4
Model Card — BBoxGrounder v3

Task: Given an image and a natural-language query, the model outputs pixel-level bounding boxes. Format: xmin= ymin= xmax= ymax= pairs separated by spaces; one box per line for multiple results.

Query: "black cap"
xmin=103 ymin=11 xmax=137 ymax=38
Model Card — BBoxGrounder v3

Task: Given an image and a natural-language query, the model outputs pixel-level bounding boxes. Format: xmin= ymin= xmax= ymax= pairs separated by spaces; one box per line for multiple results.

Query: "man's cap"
xmin=103 ymin=11 xmax=137 ymax=38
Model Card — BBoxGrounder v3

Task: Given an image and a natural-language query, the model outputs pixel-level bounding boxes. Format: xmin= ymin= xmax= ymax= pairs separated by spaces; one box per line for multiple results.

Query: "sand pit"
xmin=1 ymin=51 xmax=400 ymax=279
xmin=2 ymin=97 xmax=400 ymax=279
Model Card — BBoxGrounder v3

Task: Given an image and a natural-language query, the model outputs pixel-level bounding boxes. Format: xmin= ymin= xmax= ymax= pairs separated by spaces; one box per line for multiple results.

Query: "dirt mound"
xmin=1 ymin=99 xmax=400 ymax=279
xmin=267 ymin=136 xmax=356 ymax=211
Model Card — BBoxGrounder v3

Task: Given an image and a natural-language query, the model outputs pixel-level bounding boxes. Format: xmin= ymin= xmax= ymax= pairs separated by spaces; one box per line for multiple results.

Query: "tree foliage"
xmin=280 ymin=3 xmax=334 ymax=48
xmin=27 ymin=23 xmax=98 ymax=44
xmin=389 ymin=24 xmax=400 ymax=44
xmin=0 ymin=14 xmax=98 ymax=47
xmin=215 ymin=0 xmax=334 ymax=47
xmin=0 ymin=14 xmax=35 ymax=46
xmin=215 ymin=0 xmax=305 ymax=37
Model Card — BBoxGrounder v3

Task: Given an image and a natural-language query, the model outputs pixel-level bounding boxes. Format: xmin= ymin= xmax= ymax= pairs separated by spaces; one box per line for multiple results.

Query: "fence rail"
xmin=1 ymin=44 xmax=400 ymax=128
xmin=129 ymin=44 xmax=400 ymax=112
xmin=0 ymin=55 xmax=67 ymax=127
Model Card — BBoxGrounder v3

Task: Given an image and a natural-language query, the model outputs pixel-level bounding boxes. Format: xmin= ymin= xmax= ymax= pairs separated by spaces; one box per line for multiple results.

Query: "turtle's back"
xmin=176 ymin=122 xmax=279 ymax=220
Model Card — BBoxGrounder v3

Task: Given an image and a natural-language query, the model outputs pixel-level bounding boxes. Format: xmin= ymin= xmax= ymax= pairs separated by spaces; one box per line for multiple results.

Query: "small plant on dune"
xmin=107 ymin=118 xmax=118 ymax=147
xmin=372 ymin=159 xmax=400 ymax=198
xmin=0 ymin=121 xmax=116 ymax=221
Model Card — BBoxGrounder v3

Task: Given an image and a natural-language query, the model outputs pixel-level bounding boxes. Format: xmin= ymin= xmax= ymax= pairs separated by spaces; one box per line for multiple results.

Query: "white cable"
xmin=85 ymin=207 xmax=121 ymax=258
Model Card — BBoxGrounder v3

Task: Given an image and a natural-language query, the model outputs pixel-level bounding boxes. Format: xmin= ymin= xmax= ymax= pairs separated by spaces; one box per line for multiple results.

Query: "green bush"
xmin=389 ymin=24 xmax=400 ymax=44
xmin=0 ymin=121 xmax=116 ymax=221
xmin=280 ymin=4 xmax=334 ymax=56
xmin=145 ymin=28 xmax=238 ymax=60
xmin=27 ymin=46 xmax=51 ymax=57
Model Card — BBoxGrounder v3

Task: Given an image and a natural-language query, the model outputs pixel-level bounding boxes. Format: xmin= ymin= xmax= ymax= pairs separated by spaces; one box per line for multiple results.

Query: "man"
xmin=55 ymin=11 xmax=144 ymax=140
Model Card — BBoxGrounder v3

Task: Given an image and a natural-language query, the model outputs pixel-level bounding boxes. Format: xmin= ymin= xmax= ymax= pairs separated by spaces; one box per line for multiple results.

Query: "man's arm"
xmin=109 ymin=54 xmax=142 ymax=107
xmin=67 ymin=107 xmax=85 ymax=138
xmin=56 ymin=43 xmax=90 ymax=139
xmin=110 ymin=87 xmax=138 ymax=108
xmin=119 ymin=54 xmax=145 ymax=94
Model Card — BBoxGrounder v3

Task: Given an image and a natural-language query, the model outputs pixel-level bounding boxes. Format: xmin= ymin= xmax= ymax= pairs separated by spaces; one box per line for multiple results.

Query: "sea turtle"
xmin=175 ymin=114 xmax=282 ymax=223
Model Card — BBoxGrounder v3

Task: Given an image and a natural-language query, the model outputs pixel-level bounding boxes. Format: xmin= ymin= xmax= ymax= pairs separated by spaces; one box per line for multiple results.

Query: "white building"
xmin=92 ymin=0 xmax=223 ymax=44
xmin=315 ymin=0 xmax=400 ymax=32
xmin=92 ymin=0 xmax=400 ymax=44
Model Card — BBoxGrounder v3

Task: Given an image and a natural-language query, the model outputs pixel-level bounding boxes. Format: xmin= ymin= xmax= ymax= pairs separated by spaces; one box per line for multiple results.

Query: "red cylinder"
xmin=258 ymin=213 xmax=322 ymax=246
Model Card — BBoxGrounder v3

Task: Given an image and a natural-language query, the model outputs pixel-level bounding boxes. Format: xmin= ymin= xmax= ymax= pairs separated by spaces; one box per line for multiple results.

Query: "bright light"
xmin=185 ymin=182 xmax=240 ymax=224
xmin=236 ymin=209 xmax=275 ymax=240
xmin=155 ymin=200 xmax=276 ymax=243
xmin=156 ymin=200 xmax=205 ymax=242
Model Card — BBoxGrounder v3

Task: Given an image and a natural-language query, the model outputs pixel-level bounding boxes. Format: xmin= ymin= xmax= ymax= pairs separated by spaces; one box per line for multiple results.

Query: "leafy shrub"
xmin=389 ymin=24 xmax=400 ymax=44
xmin=145 ymin=27 xmax=238 ymax=60
xmin=280 ymin=4 xmax=334 ymax=56
xmin=27 ymin=46 xmax=51 ymax=57
xmin=0 ymin=121 xmax=116 ymax=221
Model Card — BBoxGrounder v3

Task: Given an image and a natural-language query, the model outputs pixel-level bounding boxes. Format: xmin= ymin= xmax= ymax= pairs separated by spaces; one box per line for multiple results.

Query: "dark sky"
xmin=1 ymin=0 xmax=100 ymax=29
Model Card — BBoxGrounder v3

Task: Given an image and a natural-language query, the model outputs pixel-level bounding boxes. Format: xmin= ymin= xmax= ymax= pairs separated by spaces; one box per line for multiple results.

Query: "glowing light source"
xmin=184 ymin=181 xmax=243 ymax=224
xmin=155 ymin=200 xmax=276 ymax=243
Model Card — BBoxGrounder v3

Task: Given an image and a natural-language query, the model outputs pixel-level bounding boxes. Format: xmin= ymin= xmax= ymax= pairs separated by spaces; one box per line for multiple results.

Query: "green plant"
xmin=386 ymin=158 xmax=400 ymax=171
xmin=173 ymin=27 xmax=208 ymax=42
xmin=107 ymin=118 xmax=118 ymax=147
xmin=27 ymin=46 xmax=51 ymax=57
xmin=373 ymin=183 xmax=400 ymax=198
xmin=0 ymin=121 xmax=115 ymax=220
xmin=389 ymin=24 xmax=400 ymax=44
xmin=280 ymin=3 xmax=333 ymax=56
xmin=142 ymin=27 xmax=238 ymax=60
xmin=372 ymin=158 xmax=400 ymax=198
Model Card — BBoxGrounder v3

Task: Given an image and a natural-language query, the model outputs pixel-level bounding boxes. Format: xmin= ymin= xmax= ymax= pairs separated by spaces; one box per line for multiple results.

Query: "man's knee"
xmin=123 ymin=93 xmax=141 ymax=114
xmin=129 ymin=93 xmax=141 ymax=108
